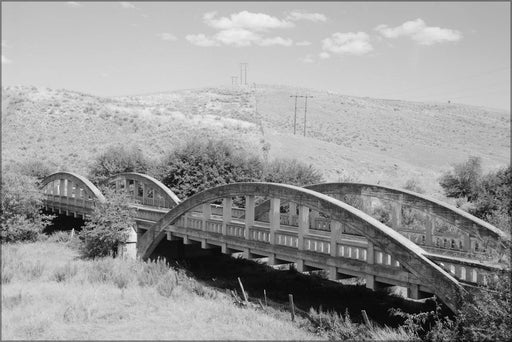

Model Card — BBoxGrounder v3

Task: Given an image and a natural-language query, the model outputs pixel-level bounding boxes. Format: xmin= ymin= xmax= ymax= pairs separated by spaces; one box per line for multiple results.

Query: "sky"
xmin=1 ymin=1 xmax=510 ymax=110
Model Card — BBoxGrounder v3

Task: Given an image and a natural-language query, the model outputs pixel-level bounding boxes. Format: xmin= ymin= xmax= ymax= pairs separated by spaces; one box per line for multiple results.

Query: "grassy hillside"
xmin=2 ymin=84 xmax=509 ymax=197
xmin=2 ymin=239 xmax=415 ymax=340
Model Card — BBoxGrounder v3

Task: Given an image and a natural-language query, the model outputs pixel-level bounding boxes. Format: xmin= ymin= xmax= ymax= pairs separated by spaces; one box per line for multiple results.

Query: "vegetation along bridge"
xmin=40 ymin=172 xmax=510 ymax=312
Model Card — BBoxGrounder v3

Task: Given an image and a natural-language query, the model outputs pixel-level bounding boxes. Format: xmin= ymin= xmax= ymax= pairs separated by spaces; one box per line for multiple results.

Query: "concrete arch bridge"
xmin=40 ymin=172 xmax=510 ymax=312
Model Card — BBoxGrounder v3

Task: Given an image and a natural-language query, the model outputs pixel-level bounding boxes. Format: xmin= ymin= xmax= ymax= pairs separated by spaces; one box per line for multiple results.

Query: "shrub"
xmin=1 ymin=172 xmax=53 ymax=243
xmin=155 ymin=271 xmax=177 ymax=297
xmin=89 ymin=145 xmax=151 ymax=185
xmin=52 ymin=262 xmax=78 ymax=282
xmin=158 ymin=138 xmax=263 ymax=199
xmin=79 ymin=188 xmax=136 ymax=258
xmin=263 ymin=158 xmax=323 ymax=186
xmin=403 ymin=179 xmax=425 ymax=194
xmin=439 ymin=156 xmax=482 ymax=200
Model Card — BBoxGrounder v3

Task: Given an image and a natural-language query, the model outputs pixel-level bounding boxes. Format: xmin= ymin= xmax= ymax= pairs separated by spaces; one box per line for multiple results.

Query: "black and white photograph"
xmin=1 ymin=1 xmax=510 ymax=340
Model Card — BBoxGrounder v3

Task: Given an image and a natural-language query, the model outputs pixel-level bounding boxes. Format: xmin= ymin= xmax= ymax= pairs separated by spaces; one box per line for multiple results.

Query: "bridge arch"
xmin=40 ymin=171 xmax=105 ymax=217
xmin=305 ymin=182 xmax=508 ymax=242
xmin=107 ymin=172 xmax=181 ymax=209
xmin=140 ymin=182 xmax=464 ymax=311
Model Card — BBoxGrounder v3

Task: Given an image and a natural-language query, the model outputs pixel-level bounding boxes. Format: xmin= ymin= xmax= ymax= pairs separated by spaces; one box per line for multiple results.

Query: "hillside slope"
xmin=2 ymin=84 xmax=509 ymax=197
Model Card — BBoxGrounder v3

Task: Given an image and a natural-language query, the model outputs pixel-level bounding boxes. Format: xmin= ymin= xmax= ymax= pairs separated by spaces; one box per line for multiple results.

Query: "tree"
xmin=158 ymin=138 xmax=263 ymax=199
xmin=439 ymin=156 xmax=482 ymax=201
xmin=89 ymin=145 xmax=151 ymax=185
xmin=79 ymin=188 xmax=136 ymax=258
xmin=1 ymin=172 xmax=53 ymax=242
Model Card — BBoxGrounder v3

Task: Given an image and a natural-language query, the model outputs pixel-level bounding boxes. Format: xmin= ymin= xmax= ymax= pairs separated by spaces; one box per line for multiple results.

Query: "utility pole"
xmin=303 ymin=95 xmax=313 ymax=137
xmin=240 ymin=63 xmax=248 ymax=85
xmin=231 ymin=76 xmax=238 ymax=86
xmin=289 ymin=94 xmax=302 ymax=135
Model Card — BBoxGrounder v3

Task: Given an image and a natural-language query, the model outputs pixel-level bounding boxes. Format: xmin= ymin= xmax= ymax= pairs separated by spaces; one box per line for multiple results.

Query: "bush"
xmin=79 ymin=188 xmax=136 ymax=258
xmin=158 ymin=138 xmax=264 ymax=199
xmin=392 ymin=272 xmax=512 ymax=342
xmin=6 ymin=160 xmax=55 ymax=182
xmin=403 ymin=179 xmax=425 ymax=194
xmin=89 ymin=145 xmax=151 ymax=185
xmin=263 ymin=158 xmax=323 ymax=186
xmin=439 ymin=156 xmax=482 ymax=200
xmin=1 ymin=173 xmax=53 ymax=243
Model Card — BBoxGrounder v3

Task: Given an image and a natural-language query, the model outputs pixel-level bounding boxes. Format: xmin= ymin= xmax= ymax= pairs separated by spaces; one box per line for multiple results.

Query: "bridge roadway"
xmin=40 ymin=172 xmax=511 ymax=312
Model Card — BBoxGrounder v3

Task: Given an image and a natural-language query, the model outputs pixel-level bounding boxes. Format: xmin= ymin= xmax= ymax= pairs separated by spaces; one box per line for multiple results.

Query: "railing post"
xmin=202 ymin=203 xmax=211 ymax=232
xmin=298 ymin=205 xmax=309 ymax=250
xmin=222 ymin=198 xmax=232 ymax=236
xmin=269 ymin=198 xmax=280 ymax=245
xmin=245 ymin=195 xmax=255 ymax=240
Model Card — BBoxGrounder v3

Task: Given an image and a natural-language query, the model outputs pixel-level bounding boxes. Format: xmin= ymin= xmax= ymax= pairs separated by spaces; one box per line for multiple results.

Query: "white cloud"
xmin=214 ymin=28 xmax=261 ymax=46
xmin=120 ymin=2 xmax=136 ymax=9
xmin=66 ymin=2 xmax=82 ymax=7
xmin=157 ymin=33 xmax=177 ymax=41
xmin=259 ymin=36 xmax=293 ymax=47
xmin=186 ymin=34 xmax=220 ymax=47
xmin=286 ymin=11 xmax=327 ymax=22
xmin=187 ymin=11 xmax=300 ymax=48
xmin=321 ymin=32 xmax=373 ymax=56
xmin=2 ymin=55 xmax=12 ymax=64
xmin=375 ymin=18 xmax=462 ymax=45
xmin=296 ymin=40 xmax=312 ymax=46
xmin=300 ymin=54 xmax=315 ymax=63
xmin=203 ymin=11 xmax=294 ymax=32
xmin=319 ymin=52 xmax=330 ymax=59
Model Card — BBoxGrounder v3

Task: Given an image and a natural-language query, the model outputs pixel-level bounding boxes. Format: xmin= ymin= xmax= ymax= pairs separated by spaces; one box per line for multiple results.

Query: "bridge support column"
xmin=328 ymin=266 xmax=338 ymax=281
xmin=298 ymin=205 xmax=309 ymax=250
xmin=221 ymin=243 xmax=228 ymax=254
xmin=407 ymin=284 xmax=432 ymax=300
xmin=268 ymin=253 xmax=276 ymax=265
xmin=269 ymin=198 xmax=280 ymax=245
xmin=222 ymin=198 xmax=232 ymax=236
xmin=296 ymin=259 xmax=305 ymax=272
xmin=245 ymin=196 xmax=255 ymax=240
xmin=365 ymin=275 xmax=391 ymax=292
xmin=118 ymin=226 xmax=137 ymax=260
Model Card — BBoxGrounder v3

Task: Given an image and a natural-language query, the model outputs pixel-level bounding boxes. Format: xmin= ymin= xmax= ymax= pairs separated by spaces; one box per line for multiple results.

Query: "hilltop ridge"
xmin=2 ymin=84 xmax=509 ymax=197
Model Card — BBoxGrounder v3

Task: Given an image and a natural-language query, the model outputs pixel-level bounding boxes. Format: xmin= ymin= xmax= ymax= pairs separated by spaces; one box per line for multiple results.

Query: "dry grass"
xmin=1 ymin=241 xmax=320 ymax=340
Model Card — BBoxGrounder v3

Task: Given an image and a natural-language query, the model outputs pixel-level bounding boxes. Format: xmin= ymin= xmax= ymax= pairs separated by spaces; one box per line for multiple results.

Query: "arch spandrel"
xmin=40 ymin=172 xmax=106 ymax=203
xmin=142 ymin=182 xmax=464 ymax=311
xmin=107 ymin=172 xmax=181 ymax=208
xmin=304 ymin=182 xmax=509 ymax=243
